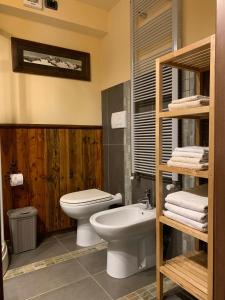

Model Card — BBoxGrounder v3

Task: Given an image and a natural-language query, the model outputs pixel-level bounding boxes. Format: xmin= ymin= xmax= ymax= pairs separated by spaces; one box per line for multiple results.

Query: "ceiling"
xmin=78 ymin=0 xmax=120 ymax=11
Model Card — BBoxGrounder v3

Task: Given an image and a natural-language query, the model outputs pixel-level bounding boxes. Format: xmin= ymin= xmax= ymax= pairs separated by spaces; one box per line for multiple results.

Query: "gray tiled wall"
xmin=101 ymin=83 xmax=125 ymax=201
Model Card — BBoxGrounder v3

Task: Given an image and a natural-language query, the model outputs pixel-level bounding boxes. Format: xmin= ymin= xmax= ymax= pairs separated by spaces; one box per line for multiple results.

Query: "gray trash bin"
xmin=7 ymin=207 xmax=38 ymax=254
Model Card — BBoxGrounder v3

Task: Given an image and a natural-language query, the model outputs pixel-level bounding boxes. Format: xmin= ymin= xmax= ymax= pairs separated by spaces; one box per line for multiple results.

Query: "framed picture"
xmin=24 ymin=0 xmax=43 ymax=10
xmin=11 ymin=38 xmax=91 ymax=81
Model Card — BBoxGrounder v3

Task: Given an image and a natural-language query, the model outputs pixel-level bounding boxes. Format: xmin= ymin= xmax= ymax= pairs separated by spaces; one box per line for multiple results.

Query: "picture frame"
xmin=11 ymin=38 xmax=91 ymax=81
xmin=24 ymin=0 xmax=43 ymax=10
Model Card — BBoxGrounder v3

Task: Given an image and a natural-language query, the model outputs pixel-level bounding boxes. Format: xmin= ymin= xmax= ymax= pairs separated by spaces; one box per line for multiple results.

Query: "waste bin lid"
xmin=7 ymin=207 xmax=38 ymax=219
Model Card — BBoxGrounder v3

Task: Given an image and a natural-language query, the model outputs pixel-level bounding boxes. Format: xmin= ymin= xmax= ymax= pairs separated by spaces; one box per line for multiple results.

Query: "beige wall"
xmin=0 ymin=0 xmax=108 ymax=36
xmin=182 ymin=0 xmax=216 ymax=46
xmin=100 ymin=0 xmax=130 ymax=90
xmin=0 ymin=0 xmax=216 ymax=125
xmin=100 ymin=0 xmax=216 ymax=89
xmin=0 ymin=12 xmax=102 ymax=125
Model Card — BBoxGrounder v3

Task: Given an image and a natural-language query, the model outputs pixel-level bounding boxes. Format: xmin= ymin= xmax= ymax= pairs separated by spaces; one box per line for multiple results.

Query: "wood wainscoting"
xmin=0 ymin=125 xmax=103 ymax=241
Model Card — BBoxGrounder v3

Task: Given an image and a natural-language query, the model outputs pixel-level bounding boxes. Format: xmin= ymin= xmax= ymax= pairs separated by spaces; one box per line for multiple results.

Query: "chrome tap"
xmin=138 ymin=189 xmax=153 ymax=210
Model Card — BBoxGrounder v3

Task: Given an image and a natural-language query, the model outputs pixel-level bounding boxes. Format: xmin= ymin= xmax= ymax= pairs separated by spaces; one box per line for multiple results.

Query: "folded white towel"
xmin=170 ymin=156 xmax=208 ymax=164
xmin=167 ymin=160 xmax=208 ymax=170
xmin=163 ymin=210 xmax=208 ymax=232
xmin=165 ymin=203 xmax=208 ymax=223
xmin=174 ymin=146 xmax=209 ymax=154
xmin=172 ymin=151 xmax=208 ymax=159
xmin=168 ymin=99 xmax=209 ymax=111
xmin=165 ymin=190 xmax=208 ymax=213
xmin=172 ymin=95 xmax=209 ymax=104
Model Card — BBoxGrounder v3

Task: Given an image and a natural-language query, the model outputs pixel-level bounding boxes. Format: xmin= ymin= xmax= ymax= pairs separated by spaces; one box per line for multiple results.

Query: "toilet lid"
xmin=60 ymin=189 xmax=112 ymax=204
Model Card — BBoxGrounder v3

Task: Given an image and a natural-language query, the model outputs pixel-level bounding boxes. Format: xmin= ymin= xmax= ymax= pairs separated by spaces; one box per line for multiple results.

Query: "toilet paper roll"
xmin=10 ymin=173 xmax=24 ymax=187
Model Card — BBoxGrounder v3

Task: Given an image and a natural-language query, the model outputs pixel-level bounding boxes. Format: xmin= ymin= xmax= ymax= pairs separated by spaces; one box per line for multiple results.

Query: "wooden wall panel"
xmin=0 ymin=127 xmax=103 ymax=240
xmin=69 ymin=130 xmax=85 ymax=192
xmin=12 ymin=129 xmax=30 ymax=209
xmin=0 ymin=129 xmax=16 ymax=238
xmin=58 ymin=129 xmax=71 ymax=230
xmin=27 ymin=129 xmax=47 ymax=236
xmin=46 ymin=129 xmax=61 ymax=232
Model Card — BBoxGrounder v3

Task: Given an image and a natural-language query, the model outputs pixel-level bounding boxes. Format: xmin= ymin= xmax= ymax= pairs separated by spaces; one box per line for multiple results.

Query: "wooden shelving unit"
xmin=156 ymin=35 xmax=215 ymax=300
xmin=160 ymin=252 xmax=208 ymax=299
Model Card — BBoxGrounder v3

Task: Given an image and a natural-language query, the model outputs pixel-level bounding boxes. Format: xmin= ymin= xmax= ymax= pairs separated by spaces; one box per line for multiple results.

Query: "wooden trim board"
xmin=0 ymin=124 xmax=102 ymax=129
xmin=214 ymin=1 xmax=225 ymax=298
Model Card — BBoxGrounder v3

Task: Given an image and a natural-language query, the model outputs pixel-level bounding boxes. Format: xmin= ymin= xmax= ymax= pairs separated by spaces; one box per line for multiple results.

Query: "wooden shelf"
xmin=158 ymin=36 xmax=212 ymax=72
xmin=158 ymin=164 xmax=209 ymax=178
xmin=160 ymin=252 xmax=208 ymax=300
xmin=159 ymin=106 xmax=209 ymax=119
xmin=160 ymin=216 xmax=208 ymax=242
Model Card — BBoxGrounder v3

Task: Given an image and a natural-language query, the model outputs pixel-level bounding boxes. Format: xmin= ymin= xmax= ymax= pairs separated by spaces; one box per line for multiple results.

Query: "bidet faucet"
xmin=138 ymin=189 xmax=153 ymax=210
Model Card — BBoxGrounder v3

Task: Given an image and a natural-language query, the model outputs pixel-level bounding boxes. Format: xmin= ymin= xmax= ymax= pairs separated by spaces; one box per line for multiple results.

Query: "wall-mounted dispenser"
xmin=111 ymin=111 xmax=127 ymax=129
xmin=45 ymin=0 xmax=58 ymax=10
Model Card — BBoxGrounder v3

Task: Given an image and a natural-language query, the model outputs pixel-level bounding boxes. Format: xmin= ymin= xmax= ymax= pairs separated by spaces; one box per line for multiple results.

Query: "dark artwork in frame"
xmin=11 ymin=37 xmax=91 ymax=81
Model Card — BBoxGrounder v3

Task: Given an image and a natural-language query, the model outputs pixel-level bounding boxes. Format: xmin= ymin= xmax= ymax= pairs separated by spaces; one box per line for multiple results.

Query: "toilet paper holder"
xmin=5 ymin=161 xmax=23 ymax=186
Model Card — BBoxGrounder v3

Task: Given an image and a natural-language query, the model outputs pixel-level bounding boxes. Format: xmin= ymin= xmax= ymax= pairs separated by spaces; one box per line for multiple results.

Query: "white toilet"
xmin=60 ymin=189 xmax=122 ymax=247
xmin=90 ymin=204 xmax=156 ymax=279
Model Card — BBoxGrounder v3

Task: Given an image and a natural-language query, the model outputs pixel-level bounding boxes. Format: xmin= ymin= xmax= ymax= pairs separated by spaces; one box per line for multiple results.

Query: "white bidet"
xmin=90 ymin=204 xmax=156 ymax=279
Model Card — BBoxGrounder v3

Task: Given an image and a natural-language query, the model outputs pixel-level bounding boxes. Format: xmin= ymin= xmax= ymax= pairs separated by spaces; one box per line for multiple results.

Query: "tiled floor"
xmin=9 ymin=231 xmax=77 ymax=269
xmin=4 ymin=231 xmax=196 ymax=300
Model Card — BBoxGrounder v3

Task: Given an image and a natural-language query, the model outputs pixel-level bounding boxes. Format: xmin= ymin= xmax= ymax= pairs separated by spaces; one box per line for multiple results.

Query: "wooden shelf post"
xmin=156 ymin=58 xmax=164 ymax=300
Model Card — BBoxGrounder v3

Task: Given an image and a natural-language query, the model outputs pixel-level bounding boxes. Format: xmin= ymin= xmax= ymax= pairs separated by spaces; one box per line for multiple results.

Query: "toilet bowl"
xmin=60 ymin=189 xmax=122 ymax=247
xmin=90 ymin=204 xmax=156 ymax=279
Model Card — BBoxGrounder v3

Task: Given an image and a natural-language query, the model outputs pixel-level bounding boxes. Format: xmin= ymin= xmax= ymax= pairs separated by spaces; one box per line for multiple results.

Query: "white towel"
xmin=168 ymin=99 xmax=209 ymax=111
xmin=170 ymin=156 xmax=208 ymax=164
xmin=172 ymin=151 xmax=208 ymax=159
xmin=165 ymin=190 xmax=208 ymax=213
xmin=172 ymin=95 xmax=209 ymax=104
xmin=167 ymin=160 xmax=208 ymax=170
xmin=165 ymin=203 xmax=208 ymax=223
xmin=163 ymin=210 xmax=208 ymax=232
xmin=174 ymin=146 xmax=209 ymax=154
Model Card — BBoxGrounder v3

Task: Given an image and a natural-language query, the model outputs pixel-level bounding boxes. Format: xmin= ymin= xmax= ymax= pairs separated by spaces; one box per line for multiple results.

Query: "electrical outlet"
xmin=44 ymin=0 xmax=58 ymax=10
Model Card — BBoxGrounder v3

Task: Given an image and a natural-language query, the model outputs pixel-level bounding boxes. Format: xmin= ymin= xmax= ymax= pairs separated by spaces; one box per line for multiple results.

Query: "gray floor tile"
xmin=94 ymin=267 xmax=156 ymax=299
xmin=78 ymin=249 xmax=107 ymax=274
xmin=4 ymin=259 xmax=88 ymax=300
xmin=9 ymin=239 xmax=67 ymax=269
xmin=57 ymin=235 xmax=81 ymax=252
xmin=54 ymin=230 xmax=75 ymax=241
xmin=31 ymin=277 xmax=111 ymax=300
xmin=40 ymin=236 xmax=57 ymax=245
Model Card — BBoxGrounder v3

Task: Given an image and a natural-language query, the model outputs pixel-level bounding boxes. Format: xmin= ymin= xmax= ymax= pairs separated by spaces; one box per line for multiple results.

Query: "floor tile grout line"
xmin=92 ymin=269 xmax=107 ymax=276
xmin=55 ymin=237 xmax=72 ymax=253
xmin=27 ymin=277 xmax=178 ymax=300
xmin=24 ymin=273 xmax=91 ymax=300
xmin=76 ymin=259 xmax=114 ymax=300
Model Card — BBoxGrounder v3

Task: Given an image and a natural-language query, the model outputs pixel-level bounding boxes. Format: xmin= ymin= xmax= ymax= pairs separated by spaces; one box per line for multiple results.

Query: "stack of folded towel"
xmin=167 ymin=146 xmax=209 ymax=170
xmin=168 ymin=95 xmax=209 ymax=111
xmin=163 ymin=185 xmax=208 ymax=232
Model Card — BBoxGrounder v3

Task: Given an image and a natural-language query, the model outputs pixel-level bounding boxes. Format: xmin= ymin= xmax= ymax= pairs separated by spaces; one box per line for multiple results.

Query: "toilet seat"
xmin=60 ymin=189 xmax=112 ymax=206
